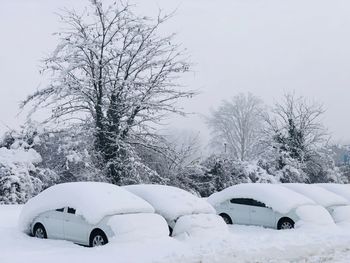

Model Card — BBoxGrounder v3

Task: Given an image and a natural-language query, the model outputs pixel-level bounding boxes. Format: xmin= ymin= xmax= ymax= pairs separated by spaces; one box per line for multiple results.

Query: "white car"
xmin=208 ymin=183 xmax=334 ymax=229
xmin=19 ymin=182 xmax=169 ymax=246
xmin=124 ymin=184 xmax=228 ymax=236
xmin=283 ymin=183 xmax=350 ymax=223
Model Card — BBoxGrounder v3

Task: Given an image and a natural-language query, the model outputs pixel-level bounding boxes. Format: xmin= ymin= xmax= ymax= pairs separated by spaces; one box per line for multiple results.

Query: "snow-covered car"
xmin=317 ymin=184 xmax=350 ymax=202
xmin=283 ymin=183 xmax=350 ymax=223
xmin=208 ymin=183 xmax=334 ymax=229
xmin=124 ymin=184 xmax=228 ymax=236
xmin=18 ymin=182 xmax=169 ymax=247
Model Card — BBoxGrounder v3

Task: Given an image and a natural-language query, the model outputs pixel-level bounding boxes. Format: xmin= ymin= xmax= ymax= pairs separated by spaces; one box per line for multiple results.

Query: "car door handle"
xmin=251 ymin=210 xmax=256 ymax=213
xmin=65 ymin=219 xmax=70 ymax=222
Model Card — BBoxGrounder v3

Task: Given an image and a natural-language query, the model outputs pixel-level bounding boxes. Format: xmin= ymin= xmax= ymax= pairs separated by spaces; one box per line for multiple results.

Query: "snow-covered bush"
xmin=0 ymin=146 xmax=43 ymax=204
xmin=305 ymin=149 xmax=344 ymax=183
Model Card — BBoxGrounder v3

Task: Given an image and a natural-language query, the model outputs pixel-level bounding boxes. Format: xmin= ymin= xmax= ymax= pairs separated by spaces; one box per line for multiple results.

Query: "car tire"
xmin=33 ymin=223 xmax=47 ymax=239
xmin=90 ymin=229 xmax=108 ymax=247
xmin=277 ymin=218 xmax=295 ymax=230
xmin=220 ymin=213 xmax=233 ymax=225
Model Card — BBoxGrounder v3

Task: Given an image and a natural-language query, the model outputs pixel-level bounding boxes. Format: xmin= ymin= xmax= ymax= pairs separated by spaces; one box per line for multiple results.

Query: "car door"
xmin=42 ymin=208 xmax=65 ymax=239
xmin=249 ymin=199 xmax=276 ymax=228
xmin=229 ymin=198 xmax=252 ymax=225
xmin=63 ymin=207 xmax=89 ymax=244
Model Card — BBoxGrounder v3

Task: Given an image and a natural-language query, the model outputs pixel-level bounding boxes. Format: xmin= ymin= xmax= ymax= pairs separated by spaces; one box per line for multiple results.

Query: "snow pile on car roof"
xmin=283 ymin=183 xmax=349 ymax=207
xmin=107 ymin=213 xmax=169 ymax=241
xmin=317 ymin=184 xmax=350 ymax=202
xmin=207 ymin=183 xmax=316 ymax=214
xmin=124 ymin=184 xmax=216 ymax=221
xmin=172 ymin=214 xmax=228 ymax=237
xmin=19 ymin=182 xmax=154 ymax=231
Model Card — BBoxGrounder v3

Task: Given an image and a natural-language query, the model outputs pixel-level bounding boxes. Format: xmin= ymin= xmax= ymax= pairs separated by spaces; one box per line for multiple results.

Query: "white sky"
xmin=1 ymin=0 xmax=350 ymax=143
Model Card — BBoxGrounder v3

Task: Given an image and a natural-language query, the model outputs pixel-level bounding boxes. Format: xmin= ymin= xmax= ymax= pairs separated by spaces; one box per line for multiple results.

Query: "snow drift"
xmin=18 ymin=182 xmax=154 ymax=232
xmin=283 ymin=183 xmax=349 ymax=207
xmin=207 ymin=183 xmax=316 ymax=214
xmin=124 ymin=184 xmax=216 ymax=221
xmin=317 ymin=184 xmax=350 ymax=202
xmin=107 ymin=213 xmax=169 ymax=241
xmin=295 ymin=205 xmax=335 ymax=227
xmin=172 ymin=214 xmax=228 ymax=237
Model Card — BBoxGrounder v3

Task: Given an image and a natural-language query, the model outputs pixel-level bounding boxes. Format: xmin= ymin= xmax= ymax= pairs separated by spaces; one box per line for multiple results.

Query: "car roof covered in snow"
xmin=123 ymin=184 xmax=216 ymax=221
xmin=283 ymin=183 xmax=349 ymax=207
xmin=19 ymin=182 xmax=154 ymax=231
xmin=317 ymin=184 xmax=350 ymax=202
xmin=207 ymin=183 xmax=316 ymax=214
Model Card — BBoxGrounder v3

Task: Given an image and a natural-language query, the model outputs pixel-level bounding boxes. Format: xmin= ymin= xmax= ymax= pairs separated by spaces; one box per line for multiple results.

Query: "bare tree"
xmin=206 ymin=93 xmax=265 ymax=161
xmin=21 ymin=0 xmax=194 ymax=184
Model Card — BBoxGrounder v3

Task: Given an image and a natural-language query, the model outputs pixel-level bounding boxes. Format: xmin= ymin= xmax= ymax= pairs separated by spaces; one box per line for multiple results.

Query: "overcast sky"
xmin=1 ymin=0 xmax=350 ymax=143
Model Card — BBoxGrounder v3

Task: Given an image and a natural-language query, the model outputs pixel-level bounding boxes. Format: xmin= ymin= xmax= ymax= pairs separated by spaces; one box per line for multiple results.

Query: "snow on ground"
xmin=3 ymin=205 xmax=350 ymax=262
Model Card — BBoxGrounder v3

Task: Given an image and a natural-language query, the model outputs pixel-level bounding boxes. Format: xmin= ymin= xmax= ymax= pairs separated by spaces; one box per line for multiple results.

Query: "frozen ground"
xmin=2 ymin=205 xmax=350 ymax=263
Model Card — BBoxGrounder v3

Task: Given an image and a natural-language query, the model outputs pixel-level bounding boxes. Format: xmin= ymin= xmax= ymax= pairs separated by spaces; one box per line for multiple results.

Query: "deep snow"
xmin=3 ymin=205 xmax=350 ymax=262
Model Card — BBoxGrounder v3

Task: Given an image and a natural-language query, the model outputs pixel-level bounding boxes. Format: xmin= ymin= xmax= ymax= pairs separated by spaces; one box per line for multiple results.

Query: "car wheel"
xmin=33 ymin=223 xmax=47 ymax=239
xmin=90 ymin=230 xmax=108 ymax=247
xmin=277 ymin=218 xmax=294 ymax=230
xmin=220 ymin=213 xmax=233 ymax=225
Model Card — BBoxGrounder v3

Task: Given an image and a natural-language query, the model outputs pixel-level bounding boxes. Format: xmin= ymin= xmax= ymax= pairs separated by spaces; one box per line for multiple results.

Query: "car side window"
xmin=230 ymin=198 xmax=253 ymax=205
xmin=56 ymin=208 xmax=64 ymax=212
xmin=250 ymin=199 xmax=266 ymax=208
xmin=230 ymin=198 xmax=266 ymax=207
xmin=67 ymin=207 xmax=76 ymax=214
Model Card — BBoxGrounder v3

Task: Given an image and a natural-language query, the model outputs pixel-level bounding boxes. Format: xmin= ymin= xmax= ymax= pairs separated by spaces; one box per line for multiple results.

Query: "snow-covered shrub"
xmin=177 ymin=155 xmax=278 ymax=197
xmin=202 ymin=155 xmax=251 ymax=191
xmin=0 ymin=146 xmax=43 ymax=204
xmin=305 ymin=149 xmax=344 ymax=183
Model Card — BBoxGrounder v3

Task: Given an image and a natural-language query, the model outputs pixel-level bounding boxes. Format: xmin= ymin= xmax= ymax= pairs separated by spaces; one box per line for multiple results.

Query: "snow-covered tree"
xmin=21 ymin=0 xmax=194 ymax=185
xmin=262 ymin=93 xmax=331 ymax=182
xmin=263 ymin=94 xmax=327 ymax=165
xmin=207 ymin=93 xmax=265 ymax=161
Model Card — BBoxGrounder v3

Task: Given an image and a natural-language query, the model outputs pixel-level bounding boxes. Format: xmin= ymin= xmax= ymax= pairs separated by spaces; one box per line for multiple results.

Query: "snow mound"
xmin=208 ymin=183 xmax=316 ymax=214
xmin=295 ymin=205 xmax=335 ymax=227
xmin=331 ymin=206 xmax=350 ymax=223
xmin=172 ymin=214 xmax=228 ymax=237
xmin=124 ymin=184 xmax=216 ymax=221
xmin=283 ymin=183 xmax=349 ymax=207
xmin=19 ymin=182 xmax=154 ymax=232
xmin=107 ymin=213 xmax=169 ymax=241
xmin=317 ymin=184 xmax=350 ymax=202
